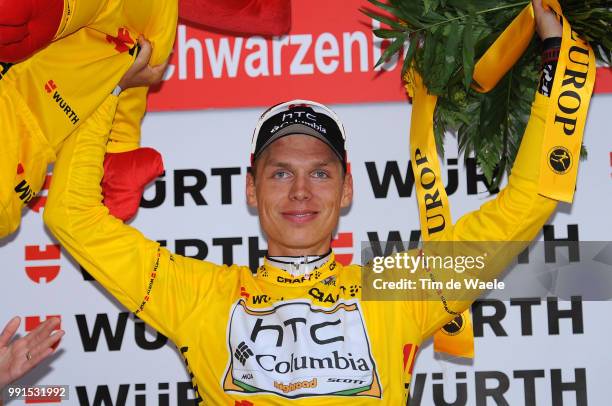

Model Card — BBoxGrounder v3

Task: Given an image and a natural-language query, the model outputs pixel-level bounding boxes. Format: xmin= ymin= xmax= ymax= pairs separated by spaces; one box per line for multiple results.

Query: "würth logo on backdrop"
xmin=331 ymin=232 xmax=353 ymax=265
xmin=75 ymin=312 xmax=169 ymax=352
xmin=106 ymin=27 xmax=135 ymax=53
xmin=44 ymin=80 xmax=79 ymax=125
xmin=408 ymin=367 xmax=587 ymax=406
xmin=75 ymin=381 xmax=199 ymax=406
xmin=25 ymin=315 xmax=62 ymax=333
xmin=25 ymin=244 xmax=61 ymax=283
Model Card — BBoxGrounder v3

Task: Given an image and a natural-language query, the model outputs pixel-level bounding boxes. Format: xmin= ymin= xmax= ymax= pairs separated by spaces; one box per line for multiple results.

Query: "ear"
xmin=340 ymin=172 xmax=353 ymax=208
xmin=246 ymin=171 xmax=258 ymax=208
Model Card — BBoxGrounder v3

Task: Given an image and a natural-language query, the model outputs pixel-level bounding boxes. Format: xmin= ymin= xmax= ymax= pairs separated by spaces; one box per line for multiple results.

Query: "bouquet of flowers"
xmin=365 ymin=0 xmax=611 ymax=189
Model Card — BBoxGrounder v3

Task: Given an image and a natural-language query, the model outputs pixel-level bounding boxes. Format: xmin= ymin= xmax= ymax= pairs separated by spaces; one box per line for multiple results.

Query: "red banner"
xmin=147 ymin=0 xmax=611 ymax=111
xmin=594 ymin=67 xmax=612 ymax=94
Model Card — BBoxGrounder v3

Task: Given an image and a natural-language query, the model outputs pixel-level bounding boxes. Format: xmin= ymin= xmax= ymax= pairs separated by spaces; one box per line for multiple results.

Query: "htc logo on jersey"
xmin=45 ymin=80 xmax=79 ymax=125
xmin=225 ymin=300 xmax=381 ymax=397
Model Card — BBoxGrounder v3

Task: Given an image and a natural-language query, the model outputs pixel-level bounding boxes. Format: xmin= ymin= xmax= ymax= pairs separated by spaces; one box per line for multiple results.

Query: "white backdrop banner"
xmin=1 ymin=2 xmax=611 ymax=404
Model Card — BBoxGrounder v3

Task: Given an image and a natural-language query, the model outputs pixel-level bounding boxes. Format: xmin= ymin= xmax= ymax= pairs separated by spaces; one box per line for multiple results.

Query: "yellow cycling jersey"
xmin=2 ymin=0 xmax=176 ymax=150
xmin=45 ymin=92 xmax=557 ymax=405
xmin=0 ymin=0 xmax=177 ymax=237
xmin=55 ymin=0 xmax=176 ymax=67
xmin=0 ymin=83 xmax=54 ymax=237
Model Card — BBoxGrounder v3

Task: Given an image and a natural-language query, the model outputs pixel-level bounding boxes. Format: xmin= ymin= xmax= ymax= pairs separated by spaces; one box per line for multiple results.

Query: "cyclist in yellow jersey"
xmin=45 ymin=3 xmax=565 ymax=404
xmin=0 ymin=0 xmax=177 ymax=238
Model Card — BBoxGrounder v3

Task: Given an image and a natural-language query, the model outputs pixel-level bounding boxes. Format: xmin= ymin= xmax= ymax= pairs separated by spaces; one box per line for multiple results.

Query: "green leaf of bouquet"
xmin=401 ymin=35 xmax=420 ymax=78
xmin=375 ymin=37 xmax=405 ymax=68
xmin=462 ymin=17 xmax=476 ymax=89
xmin=373 ymin=28 xmax=406 ymax=39
xmin=361 ymin=8 xmax=406 ymax=31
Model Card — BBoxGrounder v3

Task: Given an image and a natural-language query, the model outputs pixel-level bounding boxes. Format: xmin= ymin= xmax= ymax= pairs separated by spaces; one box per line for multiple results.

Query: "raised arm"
xmin=405 ymin=0 xmax=565 ymax=340
xmin=444 ymin=0 xmax=562 ymax=244
xmin=44 ymin=43 xmax=219 ymax=340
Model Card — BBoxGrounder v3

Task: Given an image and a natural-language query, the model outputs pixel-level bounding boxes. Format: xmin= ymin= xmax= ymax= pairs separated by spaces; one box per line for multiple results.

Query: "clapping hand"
xmin=0 ymin=317 xmax=64 ymax=389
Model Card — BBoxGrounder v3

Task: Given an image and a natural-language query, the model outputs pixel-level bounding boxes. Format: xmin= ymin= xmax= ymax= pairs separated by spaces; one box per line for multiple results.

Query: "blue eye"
xmin=312 ymin=170 xmax=329 ymax=179
xmin=273 ymin=170 xmax=290 ymax=179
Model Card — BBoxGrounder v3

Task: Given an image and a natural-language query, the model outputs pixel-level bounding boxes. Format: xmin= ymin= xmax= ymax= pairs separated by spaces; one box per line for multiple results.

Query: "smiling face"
xmin=246 ymin=134 xmax=353 ymax=256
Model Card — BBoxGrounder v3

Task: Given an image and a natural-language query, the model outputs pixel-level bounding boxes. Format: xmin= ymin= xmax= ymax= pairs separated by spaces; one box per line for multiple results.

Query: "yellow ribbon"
xmin=473 ymin=4 xmax=536 ymax=93
xmin=406 ymin=71 xmax=475 ymax=358
xmin=473 ymin=0 xmax=596 ymax=203
xmin=537 ymin=0 xmax=596 ymax=202
xmin=406 ymin=0 xmax=596 ymax=357
xmin=407 ymin=72 xmax=452 ymax=241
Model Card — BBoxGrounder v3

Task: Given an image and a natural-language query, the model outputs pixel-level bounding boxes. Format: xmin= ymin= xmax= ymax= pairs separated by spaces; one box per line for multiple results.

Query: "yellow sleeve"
xmin=106 ymin=0 xmax=178 ymax=153
xmin=122 ymin=0 xmax=178 ymax=66
xmin=407 ymin=92 xmax=558 ymax=340
xmin=105 ymin=9 xmax=175 ymax=153
xmin=44 ymin=95 xmax=219 ymax=341
xmin=106 ymin=87 xmax=147 ymax=153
